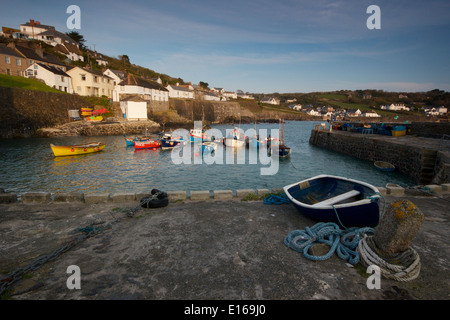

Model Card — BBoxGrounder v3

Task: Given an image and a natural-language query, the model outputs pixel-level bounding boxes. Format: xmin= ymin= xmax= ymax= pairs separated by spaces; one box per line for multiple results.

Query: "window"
xmin=29 ymin=60 xmax=33 ymax=65
xmin=6 ymin=69 xmax=11 ymax=75
xmin=5 ymin=56 xmax=10 ymax=64
xmin=16 ymin=59 xmax=21 ymax=66
xmin=61 ymin=76 xmax=65 ymax=82
xmin=94 ymin=76 xmax=98 ymax=83
xmin=81 ymin=74 xmax=86 ymax=81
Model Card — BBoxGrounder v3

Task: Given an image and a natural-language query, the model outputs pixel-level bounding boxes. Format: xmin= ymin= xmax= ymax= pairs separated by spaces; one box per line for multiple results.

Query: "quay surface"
xmin=1 ymin=187 xmax=449 ymax=300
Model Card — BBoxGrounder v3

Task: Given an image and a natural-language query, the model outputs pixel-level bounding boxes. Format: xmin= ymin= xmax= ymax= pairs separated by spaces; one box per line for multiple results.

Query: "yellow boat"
xmin=50 ymin=142 xmax=105 ymax=157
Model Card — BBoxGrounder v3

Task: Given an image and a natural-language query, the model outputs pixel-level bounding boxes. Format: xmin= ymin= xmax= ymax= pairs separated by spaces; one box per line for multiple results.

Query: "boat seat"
xmin=312 ymin=190 xmax=361 ymax=207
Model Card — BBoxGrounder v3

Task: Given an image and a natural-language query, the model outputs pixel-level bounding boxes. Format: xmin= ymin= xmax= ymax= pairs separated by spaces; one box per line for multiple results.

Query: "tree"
xmin=199 ymin=81 xmax=209 ymax=89
xmin=66 ymin=31 xmax=86 ymax=50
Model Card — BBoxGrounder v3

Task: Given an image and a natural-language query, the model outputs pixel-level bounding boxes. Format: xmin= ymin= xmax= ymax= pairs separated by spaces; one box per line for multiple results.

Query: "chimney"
xmin=35 ymin=47 xmax=44 ymax=59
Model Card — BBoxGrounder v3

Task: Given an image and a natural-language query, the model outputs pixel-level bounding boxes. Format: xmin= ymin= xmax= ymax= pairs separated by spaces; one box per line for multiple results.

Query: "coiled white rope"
xmin=358 ymin=235 xmax=421 ymax=282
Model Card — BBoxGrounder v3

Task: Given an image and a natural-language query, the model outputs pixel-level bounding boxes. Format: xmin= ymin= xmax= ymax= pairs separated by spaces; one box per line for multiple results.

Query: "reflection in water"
xmin=0 ymin=122 xmax=415 ymax=194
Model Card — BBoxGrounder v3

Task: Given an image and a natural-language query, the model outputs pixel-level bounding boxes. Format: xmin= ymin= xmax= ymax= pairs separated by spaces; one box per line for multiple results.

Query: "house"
xmin=7 ymin=42 xmax=66 ymax=71
xmin=288 ymin=104 xmax=302 ymax=111
xmin=363 ymin=110 xmax=381 ymax=117
xmin=261 ymin=97 xmax=280 ymax=105
xmin=54 ymin=42 xmax=84 ymax=62
xmin=25 ymin=62 xmax=73 ymax=93
xmin=120 ymin=95 xmax=148 ymax=121
xmin=0 ymin=44 xmax=27 ymax=76
xmin=305 ymin=108 xmax=320 ymax=116
xmin=67 ymin=66 xmax=114 ymax=98
xmin=166 ymin=84 xmax=194 ymax=99
xmin=114 ymin=74 xmax=169 ymax=102
xmin=103 ymin=69 xmax=126 ymax=86
xmin=211 ymin=87 xmax=224 ymax=95
xmin=346 ymin=109 xmax=362 ymax=117
xmin=20 ymin=20 xmax=78 ymax=47
xmin=222 ymin=91 xmax=237 ymax=100
xmin=363 ymin=94 xmax=372 ymax=100
xmin=203 ymin=91 xmax=220 ymax=101
xmin=381 ymin=103 xmax=410 ymax=111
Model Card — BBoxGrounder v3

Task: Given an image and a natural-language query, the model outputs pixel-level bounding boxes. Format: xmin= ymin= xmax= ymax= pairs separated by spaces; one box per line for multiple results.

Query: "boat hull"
xmin=134 ymin=140 xmax=161 ymax=149
xmin=225 ymin=138 xmax=245 ymax=148
xmin=283 ymin=175 xmax=381 ymax=227
xmin=50 ymin=143 xmax=105 ymax=157
xmin=374 ymin=161 xmax=395 ymax=172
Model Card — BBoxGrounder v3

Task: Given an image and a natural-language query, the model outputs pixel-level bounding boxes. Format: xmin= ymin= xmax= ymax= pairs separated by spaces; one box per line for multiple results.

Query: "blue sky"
xmin=1 ymin=0 xmax=449 ymax=93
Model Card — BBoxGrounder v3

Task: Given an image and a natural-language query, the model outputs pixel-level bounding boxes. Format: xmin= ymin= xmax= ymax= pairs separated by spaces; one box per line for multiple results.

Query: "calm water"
xmin=0 ymin=121 xmax=414 ymax=195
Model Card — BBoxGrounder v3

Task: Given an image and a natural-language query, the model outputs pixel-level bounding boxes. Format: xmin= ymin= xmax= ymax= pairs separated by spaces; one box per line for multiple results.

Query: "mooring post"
xmin=358 ymin=199 xmax=424 ymax=281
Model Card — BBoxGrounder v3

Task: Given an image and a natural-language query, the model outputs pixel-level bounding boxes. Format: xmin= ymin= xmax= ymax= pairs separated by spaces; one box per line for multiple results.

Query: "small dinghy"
xmin=283 ymin=175 xmax=382 ymax=227
xmin=374 ymin=161 xmax=395 ymax=172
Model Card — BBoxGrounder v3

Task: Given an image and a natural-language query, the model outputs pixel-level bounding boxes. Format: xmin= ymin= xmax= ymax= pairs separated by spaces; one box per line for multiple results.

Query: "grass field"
xmin=0 ymin=74 xmax=62 ymax=93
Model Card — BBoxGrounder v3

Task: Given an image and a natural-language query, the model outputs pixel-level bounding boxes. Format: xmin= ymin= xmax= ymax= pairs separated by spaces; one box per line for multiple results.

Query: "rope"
xmin=263 ymin=193 xmax=290 ymax=205
xmin=284 ymin=222 xmax=375 ymax=265
xmin=358 ymin=235 xmax=421 ymax=282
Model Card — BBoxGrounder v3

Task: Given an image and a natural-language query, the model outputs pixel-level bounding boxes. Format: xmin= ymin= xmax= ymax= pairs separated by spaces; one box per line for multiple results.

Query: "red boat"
xmin=133 ymin=139 xmax=161 ymax=149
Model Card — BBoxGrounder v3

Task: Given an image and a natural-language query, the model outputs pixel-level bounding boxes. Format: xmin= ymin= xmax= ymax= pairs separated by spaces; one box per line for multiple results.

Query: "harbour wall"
xmin=0 ymin=86 xmax=92 ymax=139
xmin=309 ymin=129 xmax=450 ymax=185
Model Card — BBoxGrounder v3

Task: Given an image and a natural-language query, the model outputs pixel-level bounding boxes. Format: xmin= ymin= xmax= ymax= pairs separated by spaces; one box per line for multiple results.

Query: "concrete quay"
xmin=0 ymin=187 xmax=449 ymax=301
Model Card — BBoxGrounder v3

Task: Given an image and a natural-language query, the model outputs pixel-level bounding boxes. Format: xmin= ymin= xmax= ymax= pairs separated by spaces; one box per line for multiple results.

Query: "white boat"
xmin=202 ymin=141 xmax=218 ymax=153
xmin=225 ymin=127 xmax=245 ymax=148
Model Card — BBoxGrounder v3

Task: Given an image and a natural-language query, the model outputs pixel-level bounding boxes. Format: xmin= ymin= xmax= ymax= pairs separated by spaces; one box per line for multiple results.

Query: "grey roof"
xmin=167 ymin=85 xmax=191 ymax=92
xmin=0 ymin=44 xmax=23 ymax=58
xmin=119 ymin=74 xmax=168 ymax=92
xmin=35 ymin=63 xmax=70 ymax=77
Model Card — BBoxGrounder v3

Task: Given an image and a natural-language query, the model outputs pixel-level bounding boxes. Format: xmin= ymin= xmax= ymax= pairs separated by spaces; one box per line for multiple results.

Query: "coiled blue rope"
xmin=263 ymin=193 xmax=290 ymax=205
xmin=284 ymin=222 xmax=375 ymax=264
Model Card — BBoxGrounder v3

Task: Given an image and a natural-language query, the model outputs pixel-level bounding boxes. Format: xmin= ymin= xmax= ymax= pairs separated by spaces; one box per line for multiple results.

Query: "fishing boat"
xmin=225 ymin=127 xmax=245 ymax=148
xmin=202 ymin=141 xmax=218 ymax=153
xmin=50 ymin=142 xmax=105 ymax=157
xmin=270 ymin=119 xmax=291 ymax=158
xmin=134 ymin=139 xmax=161 ymax=149
xmin=160 ymin=133 xmax=185 ymax=150
xmin=374 ymin=161 xmax=395 ymax=172
xmin=283 ymin=174 xmax=381 ymax=227
xmin=190 ymin=128 xmax=210 ymax=143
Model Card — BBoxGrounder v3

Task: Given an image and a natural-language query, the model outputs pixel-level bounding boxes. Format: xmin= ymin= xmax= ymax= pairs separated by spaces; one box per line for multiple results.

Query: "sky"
xmin=1 ymin=0 xmax=449 ymax=94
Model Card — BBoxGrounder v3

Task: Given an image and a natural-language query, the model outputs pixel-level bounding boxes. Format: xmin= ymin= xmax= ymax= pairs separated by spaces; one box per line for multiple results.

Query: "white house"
xmin=347 ymin=109 xmax=362 ymax=117
xmin=211 ymin=87 xmax=224 ymax=95
xmin=222 ymin=91 xmax=237 ymax=99
xmin=166 ymin=84 xmax=194 ymax=99
xmin=25 ymin=62 xmax=73 ymax=93
xmin=203 ymin=91 xmax=220 ymax=101
xmin=261 ymin=97 xmax=280 ymax=105
xmin=120 ymin=95 xmax=148 ymax=121
xmin=381 ymin=103 xmax=410 ymax=111
xmin=363 ymin=110 xmax=381 ymax=117
xmin=66 ymin=66 xmax=114 ymax=98
xmin=305 ymin=109 xmax=321 ymax=116
xmin=289 ymin=104 xmax=302 ymax=111
xmin=114 ymin=74 xmax=169 ymax=102
xmin=103 ymin=69 xmax=126 ymax=86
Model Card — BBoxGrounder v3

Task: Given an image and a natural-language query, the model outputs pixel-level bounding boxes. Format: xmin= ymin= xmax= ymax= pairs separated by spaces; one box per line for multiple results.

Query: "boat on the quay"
xmin=374 ymin=161 xmax=395 ymax=172
xmin=50 ymin=142 xmax=105 ymax=157
xmin=283 ymin=174 xmax=382 ymax=227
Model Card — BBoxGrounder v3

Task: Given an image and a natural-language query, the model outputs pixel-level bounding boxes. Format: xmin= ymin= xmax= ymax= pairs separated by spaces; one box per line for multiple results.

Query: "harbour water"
xmin=0 ymin=121 xmax=415 ymax=195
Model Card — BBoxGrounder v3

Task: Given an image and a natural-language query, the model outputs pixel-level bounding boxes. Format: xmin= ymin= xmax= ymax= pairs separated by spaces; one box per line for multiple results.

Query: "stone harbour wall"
xmin=309 ymin=129 xmax=450 ymax=185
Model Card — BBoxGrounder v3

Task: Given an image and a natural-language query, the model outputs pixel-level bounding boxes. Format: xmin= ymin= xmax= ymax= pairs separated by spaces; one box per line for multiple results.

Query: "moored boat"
xmin=225 ymin=127 xmax=245 ymax=148
xmin=134 ymin=139 xmax=161 ymax=149
xmin=160 ymin=133 xmax=185 ymax=150
xmin=50 ymin=142 xmax=105 ymax=157
xmin=202 ymin=141 xmax=218 ymax=153
xmin=283 ymin=174 xmax=382 ymax=227
xmin=190 ymin=129 xmax=210 ymax=143
xmin=374 ymin=161 xmax=395 ymax=172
